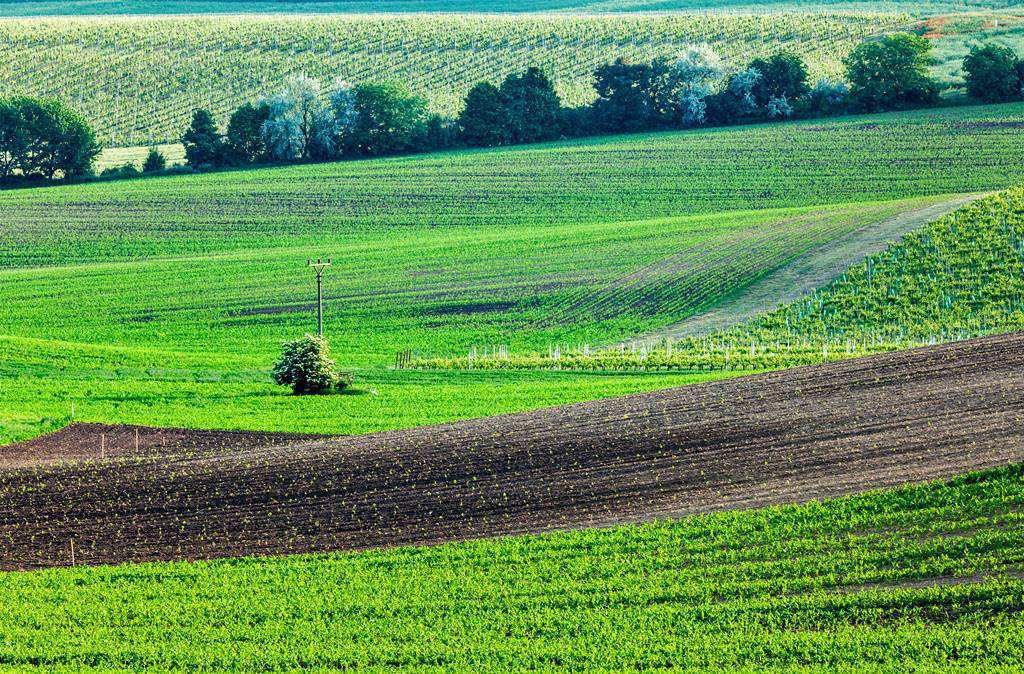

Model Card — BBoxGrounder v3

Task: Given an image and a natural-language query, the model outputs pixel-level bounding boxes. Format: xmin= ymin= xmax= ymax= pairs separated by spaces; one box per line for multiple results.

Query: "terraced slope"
xmin=0 ymin=12 xmax=906 ymax=146
xmin=3 ymin=331 xmax=1022 ymax=570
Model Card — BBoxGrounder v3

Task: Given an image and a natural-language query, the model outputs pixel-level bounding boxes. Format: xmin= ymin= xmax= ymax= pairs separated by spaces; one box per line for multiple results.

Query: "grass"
xmin=5 ymin=103 xmax=1024 ymax=443
xmin=0 ymin=12 xmax=907 ymax=146
xmin=0 ymin=463 xmax=1021 ymax=671
xmin=10 ymin=103 xmax=1024 ymax=267
xmin=424 ymin=186 xmax=1024 ymax=371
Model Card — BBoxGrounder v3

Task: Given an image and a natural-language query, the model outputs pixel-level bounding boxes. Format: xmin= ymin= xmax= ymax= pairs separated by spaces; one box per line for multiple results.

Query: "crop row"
xmin=0 ymin=12 xmax=907 ymax=145
xmin=0 ymin=343 xmax=1022 ymax=666
xmin=416 ymin=186 xmax=1024 ymax=372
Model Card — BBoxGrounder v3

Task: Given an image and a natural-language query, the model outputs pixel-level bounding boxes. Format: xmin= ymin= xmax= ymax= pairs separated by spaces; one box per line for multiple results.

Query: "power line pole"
xmin=307 ymin=258 xmax=332 ymax=337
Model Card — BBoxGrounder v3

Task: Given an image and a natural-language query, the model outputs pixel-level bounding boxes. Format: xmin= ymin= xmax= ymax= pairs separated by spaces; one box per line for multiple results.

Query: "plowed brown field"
xmin=3 ymin=332 xmax=1023 ymax=571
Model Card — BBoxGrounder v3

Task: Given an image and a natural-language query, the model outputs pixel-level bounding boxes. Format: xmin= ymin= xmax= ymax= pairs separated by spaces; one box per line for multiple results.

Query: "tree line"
xmin=181 ymin=33 xmax=947 ymax=170
xmin=1 ymin=32 xmax=1021 ymax=186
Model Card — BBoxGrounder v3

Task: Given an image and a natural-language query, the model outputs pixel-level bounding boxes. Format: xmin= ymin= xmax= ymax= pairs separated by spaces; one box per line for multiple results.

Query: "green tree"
xmin=749 ymin=51 xmax=810 ymax=109
xmin=963 ymin=43 xmax=1021 ymax=103
xmin=182 ymin=108 xmax=223 ymax=168
xmin=348 ymin=81 xmax=428 ymax=156
xmin=844 ymin=34 xmax=940 ymax=112
xmin=647 ymin=47 xmax=724 ymax=128
xmin=500 ymin=67 xmax=562 ymax=144
xmin=15 ymin=97 xmax=99 ymax=181
xmin=272 ymin=334 xmax=351 ymax=395
xmin=224 ymin=102 xmax=271 ymax=164
xmin=0 ymin=98 xmax=29 ymax=180
xmin=592 ymin=58 xmax=653 ymax=132
xmin=142 ymin=147 xmax=166 ymax=173
xmin=458 ymin=81 xmax=511 ymax=147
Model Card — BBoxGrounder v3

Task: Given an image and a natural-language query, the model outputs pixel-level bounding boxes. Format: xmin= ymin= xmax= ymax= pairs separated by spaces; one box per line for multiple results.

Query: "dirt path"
xmin=2 ymin=331 xmax=1023 ymax=571
xmin=636 ymin=193 xmax=984 ymax=341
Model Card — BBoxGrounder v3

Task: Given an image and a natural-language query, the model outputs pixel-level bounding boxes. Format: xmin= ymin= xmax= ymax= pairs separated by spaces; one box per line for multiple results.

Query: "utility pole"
xmin=307 ymin=258 xmax=332 ymax=337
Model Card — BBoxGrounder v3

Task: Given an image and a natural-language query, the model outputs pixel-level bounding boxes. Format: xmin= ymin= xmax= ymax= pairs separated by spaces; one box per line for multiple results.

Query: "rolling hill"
xmin=0 ymin=0 xmax=1013 ymax=15
xmin=0 ymin=12 xmax=906 ymax=146
xmin=3 ymin=103 xmax=1024 ymax=443
xmin=1 ymin=333 xmax=1023 ymax=668
xmin=2 ymin=103 xmax=1024 ymax=440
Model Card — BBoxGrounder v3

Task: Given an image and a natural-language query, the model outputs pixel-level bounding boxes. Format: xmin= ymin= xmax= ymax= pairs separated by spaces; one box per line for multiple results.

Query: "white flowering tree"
xmin=650 ymin=45 xmax=725 ymax=128
xmin=261 ymin=74 xmax=337 ymax=161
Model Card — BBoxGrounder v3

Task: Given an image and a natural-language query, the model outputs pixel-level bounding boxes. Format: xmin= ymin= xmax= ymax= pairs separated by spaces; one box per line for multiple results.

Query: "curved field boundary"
xmin=2 ymin=332 xmax=1023 ymax=570
xmin=633 ymin=193 xmax=986 ymax=342
xmin=0 ymin=422 xmax=330 ymax=470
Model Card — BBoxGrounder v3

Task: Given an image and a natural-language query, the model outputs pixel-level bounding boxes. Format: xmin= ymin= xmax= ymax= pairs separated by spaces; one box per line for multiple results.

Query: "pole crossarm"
xmin=307 ymin=258 xmax=332 ymax=337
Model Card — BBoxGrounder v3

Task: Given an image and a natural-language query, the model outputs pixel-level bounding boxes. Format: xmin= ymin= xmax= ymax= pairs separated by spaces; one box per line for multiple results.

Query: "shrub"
xmin=99 ymin=162 xmax=140 ymax=180
xmin=807 ymin=77 xmax=850 ymax=116
xmin=963 ymin=43 xmax=1021 ymax=103
xmin=143 ymin=147 xmax=166 ymax=173
xmin=766 ymin=95 xmax=794 ymax=119
xmin=272 ymin=334 xmax=351 ymax=395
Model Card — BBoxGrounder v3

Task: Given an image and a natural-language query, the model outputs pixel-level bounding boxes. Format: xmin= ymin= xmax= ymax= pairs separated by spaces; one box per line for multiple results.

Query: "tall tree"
xmin=592 ymin=58 xmax=653 ymax=132
xmin=261 ymin=74 xmax=337 ymax=162
xmin=706 ymin=67 xmax=762 ymax=126
xmin=0 ymin=98 xmax=29 ymax=180
xmin=963 ymin=43 xmax=1021 ymax=103
xmin=347 ymin=81 xmax=428 ymax=156
xmin=500 ymin=67 xmax=561 ymax=144
xmin=182 ymin=108 xmax=223 ymax=168
xmin=749 ymin=51 xmax=810 ymax=109
xmin=458 ymin=81 xmax=511 ymax=147
xmin=648 ymin=46 xmax=724 ymax=128
xmin=224 ymin=102 xmax=271 ymax=165
xmin=16 ymin=97 xmax=99 ymax=181
xmin=844 ymin=34 xmax=940 ymax=112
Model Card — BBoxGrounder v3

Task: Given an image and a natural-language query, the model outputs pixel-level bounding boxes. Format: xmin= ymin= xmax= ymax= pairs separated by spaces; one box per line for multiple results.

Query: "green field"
xmin=3 ymin=103 xmax=1024 ymax=444
xmin=1 ymin=464 xmax=1021 ymax=671
xmin=429 ymin=187 xmax=1024 ymax=371
xmin=0 ymin=12 xmax=907 ymax=146
xmin=0 ymin=0 xmax=1011 ymax=15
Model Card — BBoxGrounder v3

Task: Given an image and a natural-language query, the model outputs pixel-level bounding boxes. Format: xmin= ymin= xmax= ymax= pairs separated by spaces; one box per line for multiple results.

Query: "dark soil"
xmin=2 ymin=332 xmax=1023 ymax=571
xmin=0 ymin=423 xmax=331 ymax=470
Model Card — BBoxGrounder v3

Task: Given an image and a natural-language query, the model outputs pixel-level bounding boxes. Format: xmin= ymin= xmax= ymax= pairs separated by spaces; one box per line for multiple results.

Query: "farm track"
xmin=638 ymin=193 xmax=985 ymax=340
xmin=2 ymin=332 xmax=1024 ymax=570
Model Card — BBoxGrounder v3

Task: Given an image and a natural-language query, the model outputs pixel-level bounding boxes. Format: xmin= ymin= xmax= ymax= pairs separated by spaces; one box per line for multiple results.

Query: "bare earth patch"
xmin=1 ymin=332 xmax=1023 ymax=570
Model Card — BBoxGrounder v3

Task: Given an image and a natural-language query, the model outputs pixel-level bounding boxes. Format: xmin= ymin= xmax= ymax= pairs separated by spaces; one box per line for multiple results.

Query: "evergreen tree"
xmin=181 ymin=109 xmax=223 ymax=168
